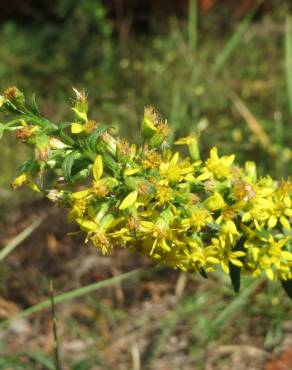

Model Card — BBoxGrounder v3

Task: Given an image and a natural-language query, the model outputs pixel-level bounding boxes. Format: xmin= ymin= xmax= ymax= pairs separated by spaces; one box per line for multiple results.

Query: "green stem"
xmin=50 ymin=281 xmax=62 ymax=370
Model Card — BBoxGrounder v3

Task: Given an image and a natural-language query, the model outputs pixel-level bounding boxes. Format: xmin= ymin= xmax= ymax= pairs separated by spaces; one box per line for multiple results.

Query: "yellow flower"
xmin=218 ymin=219 xmax=239 ymax=244
xmin=181 ymin=207 xmax=213 ymax=232
xmin=209 ymin=237 xmax=245 ymax=274
xmin=267 ymin=193 xmax=292 ymax=230
xmin=203 ymin=147 xmax=235 ymax=179
xmin=204 ymin=192 xmax=226 ymax=211
xmin=139 ymin=210 xmax=173 ymax=255
xmin=155 ymin=184 xmax=172 ymax=205
xmin=159 ymin=152 xmax=194 ymax=183
xmin=184 ymin=239 xmax=219 ymax=270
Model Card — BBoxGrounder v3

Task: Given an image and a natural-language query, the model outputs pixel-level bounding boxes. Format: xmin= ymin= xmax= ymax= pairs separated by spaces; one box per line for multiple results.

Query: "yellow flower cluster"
xmin=68 ymin=137 xmax=292 ymax=282
xmin=1 ymin=87 xmax=291 ymax=291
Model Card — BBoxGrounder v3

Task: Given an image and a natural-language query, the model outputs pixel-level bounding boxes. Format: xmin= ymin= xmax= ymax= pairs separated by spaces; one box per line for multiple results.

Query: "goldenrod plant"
xmin=1 ymin=87 xmax=291 ymax=298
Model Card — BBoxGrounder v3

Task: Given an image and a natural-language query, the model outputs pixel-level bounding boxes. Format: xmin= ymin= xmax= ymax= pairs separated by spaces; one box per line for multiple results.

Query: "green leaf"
xmin=229 ymin=237 xmax=246 ymax=293
xmin=31 ymin=94 xmax=41 ymax=116
xmin=102 ymin=153 xmax=119 ymax=174
xmin=62 ymin=150 xmax=82 ymax=182
xmin=0 ymin=123 xmax=4 ymax=140
xmin=72 ymin=358 xmax=105 ymax=370
xmin=119 ymin=190 xmax=138 ymax=210
xmin=86 ymin=126 xmax=108 ymax=153
xmin=18 ymin=159 xmax=39 ymax=176
xmin=93 ymin=155 xmax=103 ymax=181
xmin=281 ymin=279 xmax=292 ymax=300
xmin=58 ymin=121 xmax=73 ymax=130
xmin=26 ymin=352 xmax=54 ymax=370
xmin=199 ymin=267 xmax=208 ymax=279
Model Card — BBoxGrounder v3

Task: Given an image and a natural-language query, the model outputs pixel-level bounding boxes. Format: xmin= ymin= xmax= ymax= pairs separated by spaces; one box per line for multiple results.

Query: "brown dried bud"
xmin=128 ymin=216 xmax=140 ymax=232
xmin=4 ymin=86 xmax=25 ymax=105
xmin=14 ymin=126 xmax=34 ymax=140
xmin=35 ymin=147 xmax=50 ymax=162
xmin=117 ymin=138 xmax=131 ymax=157
xmin=83 ymin=120 xmax=98 ymax=134
xmin=138 ymin=181 xmax=150 ymax=195
xmin=92 ymin=182 xmax=109 ymax=198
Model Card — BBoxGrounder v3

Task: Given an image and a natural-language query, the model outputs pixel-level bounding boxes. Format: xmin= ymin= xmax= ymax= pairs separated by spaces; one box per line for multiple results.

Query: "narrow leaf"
xmin=31 ymin=94 xmax=41 ymax=116
xmin=281 ymin=279 xmax=292 ymax=300
xmin=93 ymin=155 xmax=103 ymax=181
xmin=87 ymin=127 xmax=108 ymax=152
xmin=119 ymin=191 xmax=138 ymax=210
xmin=62 ymin=151 xmax=81 ymax=182
xmin=229 ymin=237 xmax=246 ymax=293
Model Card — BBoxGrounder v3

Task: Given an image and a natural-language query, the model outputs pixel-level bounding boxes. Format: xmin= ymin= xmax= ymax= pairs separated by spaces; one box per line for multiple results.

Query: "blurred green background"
xmin=0 ymin=1 xmax=292 ymax=369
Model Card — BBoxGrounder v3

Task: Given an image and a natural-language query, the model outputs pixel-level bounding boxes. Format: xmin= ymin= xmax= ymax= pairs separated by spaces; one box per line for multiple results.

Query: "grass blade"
xmin=211 ymin=1 xmax=263 ymax=78
xmin=188 ymin=0 xmax=198 ymax=54
xmin=285 ymin=13 xmax=292 ymax=116
xmin=0 ymin=214 xmax=46 ymax=263
xmin=50 ymin=281 xmax=62 ymax=370
xmin=229 ymin=91 xmax=275 ymax=155
xmin=0 ymin=268 xmax=145 ymax=330
xmin=205 ymin=277 xmax=264 ymax=340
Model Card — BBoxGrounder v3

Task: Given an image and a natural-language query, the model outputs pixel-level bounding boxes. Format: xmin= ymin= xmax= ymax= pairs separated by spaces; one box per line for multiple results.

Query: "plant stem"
xmin=50 ymin=281 xmax=62 ymax=370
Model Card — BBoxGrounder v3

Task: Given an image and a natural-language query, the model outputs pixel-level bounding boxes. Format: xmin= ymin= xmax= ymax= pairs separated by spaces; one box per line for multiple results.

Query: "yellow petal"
xmin=71 ymin=122 xmax=84 ymax=134
xmin=119 ymin=190 xmax=138 ymax=210
xmin=28 ymin=181 xmax=41 ymax=193
xmin=11 ymin=173 xmax=27 ymax=188
xmin=124 ymin=168 xmax=140 ymax=176
xmin=170 ymin=152 xmax=179 ymax=166
xmin=266 ymin=268 xmax=274 ymax=280
xmin=93 ymin=155 xmax=103 ymax=181
xmin=210 ymin=147 xmax=219 ymax=159
xmin=284 ymin=208 xmax=292 ymax=217
xmin=161 ymin=240 xmax=171 ymax=252
xmin=232 ymin=251 xmax=246 ymax=258
xmin=196 ymin=172 xmax=212 ymax=182
xmin=283 ymin=195 xmax=291 ymax=208
xmin=268 ymin=215 xmax=277 ymax=229
xmin=71 ymin=108 xmax=88 ymax=122
xmin=221 ymin=261 xmax=229 ymax=274
xmin=206 ymin=256 xmax=220 ymax=264
xmin=143 ymin=117 xmax=158 ymax=132
xmin=281 ymin=251 xmax=292 ymax=261
xmin=76 ymin=218 xmax=98 ymax=231
xmin=139 ymin=221 xmax=154 ymax=231
xmin=280 ymin=216 xmax=290 ymax=230
xmin=222 ymin=154 xmax=235 ymax=167
xmin=71 ymin=189 xmax=90 ymax=200
xmin=230 ymin=258 xmax=243 ymax=267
